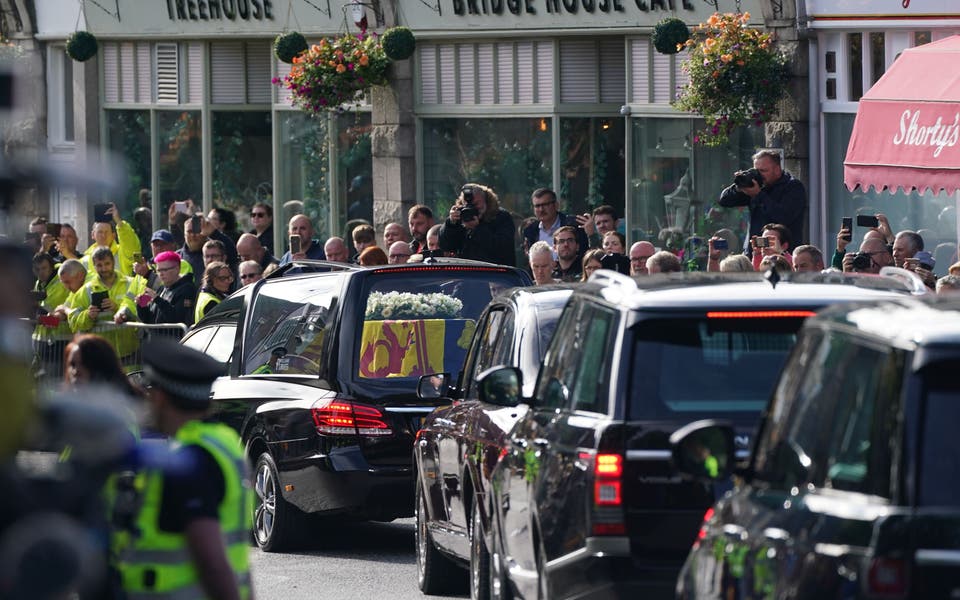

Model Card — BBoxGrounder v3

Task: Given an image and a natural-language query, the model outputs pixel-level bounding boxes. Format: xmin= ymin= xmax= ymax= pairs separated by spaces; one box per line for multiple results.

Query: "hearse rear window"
xmin=627 ymin=315 xmax=805 ymax=419
xmin=356 ymin=270 xmax=522 ymax=380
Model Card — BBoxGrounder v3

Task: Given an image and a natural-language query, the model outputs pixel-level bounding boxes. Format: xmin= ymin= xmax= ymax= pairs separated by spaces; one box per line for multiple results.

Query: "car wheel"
xmin=253 ymin=452 xmax=299 ymax=552
xmin=487 ymin=505 xmax=512 ymax=600
xmin=470 ymin=501 xmax=491 ymax=600
xmin=416 ymin=482 xmax=464 ymax=594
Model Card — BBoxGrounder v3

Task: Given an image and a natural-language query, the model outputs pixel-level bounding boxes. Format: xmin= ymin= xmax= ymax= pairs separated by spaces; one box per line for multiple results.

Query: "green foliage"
xmin=653 ymin=18 xmax=690 ymax=55
xmin=381 ymin=26 xmax=416 ymax=61
xmin=673 ymin=12 xmax=789 ymax=147
xmin=274 ymin=32 xmax=389 ymax=114
xmin=66 ymin=31 xmax=98 ymax=62
xmin=274 ymin=31 xmax=308 ymax=64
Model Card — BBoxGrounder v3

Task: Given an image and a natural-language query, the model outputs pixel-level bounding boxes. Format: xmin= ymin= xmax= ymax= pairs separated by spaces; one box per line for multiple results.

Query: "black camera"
xmin=600 ymin=253 xmax=631 ymax=275
xmin=734 ymin=168 xmax=763 ymax=188
xmin=461 ymin=185 xmax=475 ymax=205
xmin=460 ymin=206 xmax=479 ymax=223
xmin=851 ymin=252 xmax=874 ymax=271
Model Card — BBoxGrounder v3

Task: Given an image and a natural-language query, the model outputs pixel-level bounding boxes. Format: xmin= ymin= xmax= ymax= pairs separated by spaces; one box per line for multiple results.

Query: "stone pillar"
xmin=370 ymin=13 xmax=416 ymax=243
xmin=761 ymin=0 xmax=809 ymax=185
xmin=72 ymin=55 xmax=100 ymax=238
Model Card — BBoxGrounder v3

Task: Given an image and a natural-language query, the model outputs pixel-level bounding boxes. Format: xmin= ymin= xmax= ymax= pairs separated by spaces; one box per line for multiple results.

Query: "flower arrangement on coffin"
xmin=673 ymin=12 xmax=789 ymax=146
xmin=274 ymin=27 xmax=411 ymax=115
xmin=365 ymin=291 xmax=463 ymax=321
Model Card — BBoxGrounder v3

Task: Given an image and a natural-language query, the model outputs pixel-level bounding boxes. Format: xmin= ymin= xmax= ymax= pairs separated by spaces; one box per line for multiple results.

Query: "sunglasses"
xmin=251 ymin=212 xmax=267 ymax=218
xmin=240 ymin=273 xmax=259 ymax=280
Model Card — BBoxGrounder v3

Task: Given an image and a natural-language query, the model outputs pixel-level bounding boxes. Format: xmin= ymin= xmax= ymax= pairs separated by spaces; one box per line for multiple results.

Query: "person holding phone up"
xmin=66 ymin=247 xmax=139 ymax=360
xmin=830 ymin=213 xmax=894 ymax=270
xmin=177 ymin=211 xmax=239 ymax=288
xmin=81 ymin=202 xmax=142 ymax=283
xmin=278 ymin=214 xmax=326 ymax=266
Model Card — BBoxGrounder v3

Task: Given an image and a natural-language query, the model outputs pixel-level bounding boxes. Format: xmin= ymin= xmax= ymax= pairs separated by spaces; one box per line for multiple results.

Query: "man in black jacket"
xmin=439 ymin=183 xmax=516 ymax=266
xmin=136 ymin=251 xmax=197 ymax=327
xmin=718 ymin=149 xmax=807 ymax=255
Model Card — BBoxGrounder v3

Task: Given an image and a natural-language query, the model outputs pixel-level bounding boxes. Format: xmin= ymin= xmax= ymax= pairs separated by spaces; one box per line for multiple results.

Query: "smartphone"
xmin=856 ymin=214 xmax=880 ymax=228
xmin=90 ymin=290 xmax=109 ymax=309
xmin=189 ymin=215 xmax=202 ymax=234
xmin=713 ymin=238 xmax=729 ymax=250
xmin=174 ymin=201 xmax=189 ymax=214
xmin=45 ymin=223 xmax=61 ymax=237
xmin=754 ymin=237 xmax=770 ymax=248
xmin=289 ymin=234 xmax=302 ymax=254
xmin=841 ymin=217 xmax=853 ymax=241
xmin=600 ymin=253 xmax=631 ymax=275
xmin=93 ymin=203 xmax=113 ymax=223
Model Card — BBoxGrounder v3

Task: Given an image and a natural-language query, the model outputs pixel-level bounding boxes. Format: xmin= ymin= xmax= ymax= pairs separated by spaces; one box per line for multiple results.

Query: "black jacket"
xmin=438 ymin=209 xmax=516 ymax=266
xmin=136 ymin=275 xmax=197 ymax=327
xmin=522 ymin=212 xmax=589 ymax=255
xmin=718 ymin=172 xmax=807 ymax=253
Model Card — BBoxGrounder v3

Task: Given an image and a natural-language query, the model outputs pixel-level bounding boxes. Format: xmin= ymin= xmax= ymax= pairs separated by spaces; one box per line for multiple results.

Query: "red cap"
xmin=154 ymin=251 xmax=181 ymax=265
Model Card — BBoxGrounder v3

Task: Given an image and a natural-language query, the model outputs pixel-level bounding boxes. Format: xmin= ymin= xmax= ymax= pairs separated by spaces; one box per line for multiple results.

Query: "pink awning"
xmin=844 ymin=35 xmax=960 ymax=195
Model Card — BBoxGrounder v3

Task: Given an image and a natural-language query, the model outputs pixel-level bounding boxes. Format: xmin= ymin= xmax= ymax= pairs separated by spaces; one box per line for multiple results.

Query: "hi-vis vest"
xmin=194 ymin=291 xmax=221 ymax=324
xmin=118 ymin=421 xmax=253 ymax=599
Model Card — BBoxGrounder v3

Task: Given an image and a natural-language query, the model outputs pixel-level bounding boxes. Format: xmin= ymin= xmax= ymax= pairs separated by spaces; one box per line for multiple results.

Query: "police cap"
xmin=141 ymin=337 xmax=225 ymax=410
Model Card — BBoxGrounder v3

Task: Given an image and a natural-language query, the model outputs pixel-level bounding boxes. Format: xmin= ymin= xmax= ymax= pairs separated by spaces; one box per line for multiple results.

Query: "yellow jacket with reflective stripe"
xmin=66 ymin=273 xmax=139 ymax=357
xmin=194 ymin=291 xmax=221 ymax=324
xmin=118 ymin=421 xmax=253 ymax=599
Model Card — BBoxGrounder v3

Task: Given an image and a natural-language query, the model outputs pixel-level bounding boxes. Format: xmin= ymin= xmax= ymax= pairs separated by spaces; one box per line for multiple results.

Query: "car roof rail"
xmin=878 ymin=266 xmax=930 ymax=295
xmin=267 ymin=260 xmax=363 ymax=279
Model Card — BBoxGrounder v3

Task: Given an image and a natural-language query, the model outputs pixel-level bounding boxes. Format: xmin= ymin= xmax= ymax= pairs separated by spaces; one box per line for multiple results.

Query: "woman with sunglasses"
xmin=195 ymin=261 xmax=234 ymax=323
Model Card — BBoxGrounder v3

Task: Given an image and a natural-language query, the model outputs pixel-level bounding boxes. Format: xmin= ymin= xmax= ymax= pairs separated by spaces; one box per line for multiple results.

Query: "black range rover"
xmin=180 ymin=260 xmax=531 ymax=551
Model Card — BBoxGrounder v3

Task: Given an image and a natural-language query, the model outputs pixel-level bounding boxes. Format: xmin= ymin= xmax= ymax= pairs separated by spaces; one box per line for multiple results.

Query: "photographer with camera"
xmin=439 ymin=183 xmax=516 ymax=266
xmin=842 ymin=236 xmax=894 ymax=274
xmin=719 ymin=149 xmax=807 ymax=255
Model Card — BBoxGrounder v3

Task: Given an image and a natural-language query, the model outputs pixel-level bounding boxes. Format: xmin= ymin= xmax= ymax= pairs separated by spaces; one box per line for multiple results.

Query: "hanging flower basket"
xmin=273 ymin=31 xmax=390 ymax=115
xmin=673 ymin=12 xmax=789 ymax=146
xmin=274 ymin=31 xmax=308 ymax=64
xmin=652 ymin=18 xmax=689 ymax=55
xmin=66 ymin=31 xmax=98 ymax=62
xmin=381 ymin=26 xmax=416 ymax=61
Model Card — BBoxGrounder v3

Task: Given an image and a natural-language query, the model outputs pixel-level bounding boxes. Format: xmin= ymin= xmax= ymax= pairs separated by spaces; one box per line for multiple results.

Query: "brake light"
xmin=311 ymin=401 xmax=392 ymax=436
xmin=707 ymin=310 xmax=817 ymax=319
xmin=591 ymin=453 xmax=625 ymax=535
xmin=866 ymin=557 xmax=908 ymax=598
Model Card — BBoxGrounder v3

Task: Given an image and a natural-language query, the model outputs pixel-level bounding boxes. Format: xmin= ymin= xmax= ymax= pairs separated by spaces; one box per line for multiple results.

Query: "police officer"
xmin=117 ymin=338 xmax=253 ymax=600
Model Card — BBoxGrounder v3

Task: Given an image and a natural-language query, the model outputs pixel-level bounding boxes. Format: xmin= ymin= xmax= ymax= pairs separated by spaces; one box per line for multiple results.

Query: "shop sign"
xmin=404 ymin=0 xmax=765 ymax=30
xmin=807 ymin=0 xmax=959 ymax=18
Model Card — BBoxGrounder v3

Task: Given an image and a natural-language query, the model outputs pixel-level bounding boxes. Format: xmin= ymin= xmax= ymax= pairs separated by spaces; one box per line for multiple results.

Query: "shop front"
xmin=806 ymin=0 xmax=960 ymax=275
xmin=405 ymin=0 xmax=766 ymax=262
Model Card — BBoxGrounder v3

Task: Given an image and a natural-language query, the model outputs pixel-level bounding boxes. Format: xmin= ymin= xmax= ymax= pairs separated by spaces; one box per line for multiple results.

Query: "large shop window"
xmin=211 ymin=111 xmax=273 ymax=224
xmin=421 ymin=117 xmax=552 ymax=218
xmin=559 ymin=117 xmax=625 ymax=218
xmin=106 ymin=110 xmax=151 ymax=222
xmin=825 ymin=113 xmax=958 ymax=276
xmin=158 ymin=111 xmax=202 ymax=207
xmin=629 ymin=118 xmax=762 ymax=254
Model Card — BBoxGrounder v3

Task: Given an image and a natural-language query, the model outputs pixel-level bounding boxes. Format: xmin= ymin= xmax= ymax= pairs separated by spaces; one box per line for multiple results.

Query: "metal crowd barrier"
xmin=31 ymin=321 xmax=188 ymax=385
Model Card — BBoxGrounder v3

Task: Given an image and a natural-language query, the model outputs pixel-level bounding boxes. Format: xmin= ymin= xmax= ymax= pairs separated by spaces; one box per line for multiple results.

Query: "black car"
xmin=673 ymin=295 xmax=960 ymax=600
xmin=478 ymin=270 xmax=922 ymax=599
xmin=413 ymin=285 xmax=573 ymax=597
xmin=180 ymin=259 xmax=531 ymax=551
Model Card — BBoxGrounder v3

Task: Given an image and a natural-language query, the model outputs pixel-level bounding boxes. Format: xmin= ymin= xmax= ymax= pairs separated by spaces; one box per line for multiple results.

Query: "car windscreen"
xmin=627 ymin=315 xmax=806 ymax=420
xmin=355 ymin=269 xmax=526 ymax=381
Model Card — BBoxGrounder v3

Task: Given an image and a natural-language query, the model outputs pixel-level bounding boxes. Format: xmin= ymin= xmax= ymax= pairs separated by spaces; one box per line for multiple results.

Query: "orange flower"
xmin=336 ymin=63 xmax=347 ymax=73
xmin=737 ymin=59 xmax=745 ymax=66
xmin=311 ymin=44 xmax=322 ymax=53
xmin=704 ymin=38 xmax=717 ymax=50
xmin=359 ymin=54 xmax=369 ymax=66
xmin=712 ymin=70 xmax=720 ymax=78
xmin=720 ymin=54 xmax=733 ymax=63
xmin=707 ymin=14 xmax=720 ymax=26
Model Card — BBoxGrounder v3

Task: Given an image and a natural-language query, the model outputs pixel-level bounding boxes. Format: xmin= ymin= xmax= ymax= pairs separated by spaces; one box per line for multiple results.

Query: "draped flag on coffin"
xmin=358 ymin=318 xmax=474 ymax=379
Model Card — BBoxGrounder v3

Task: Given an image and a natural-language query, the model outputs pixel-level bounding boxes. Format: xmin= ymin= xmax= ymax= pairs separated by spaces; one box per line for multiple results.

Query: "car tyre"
xmin=416 ymin=482 xmax=464 ymax=594
xmin=470 ymin=501 xmax=491 ymax=600
xmin=253 ymin=452 xmax=300 ymax=552
xmin=487 ymin=506 xmax=512 ymax=600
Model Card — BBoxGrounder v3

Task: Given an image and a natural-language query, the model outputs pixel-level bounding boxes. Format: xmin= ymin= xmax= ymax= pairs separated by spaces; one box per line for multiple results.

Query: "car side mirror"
xmin=417 ymin=373 xmax=451 ymax=400
xmin=670 ymin=420 xmax=736 ymax=481
xmin=476 ymin=366 xmax=522 ymax=407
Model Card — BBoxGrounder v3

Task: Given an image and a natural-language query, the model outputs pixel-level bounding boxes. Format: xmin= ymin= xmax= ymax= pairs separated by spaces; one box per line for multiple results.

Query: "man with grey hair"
xmin=238 ymin=260 xmax=263 ymax=287
xmin=528 ymin=241 xmax=555 ymax=285
xmin=936 ymin=275 xmax=960 ymax=295
xmin=892 ymin=230 xmax=923 ymax=268
xmin=323 ymin=236 xmax=350 ymax=263
xmin=646 ymin=250 xmax=682 ymax=274
xmin=792 ymin=244 xmax=825 ymax=272
xmin=719 ymin=148 xmax=807 ymax=253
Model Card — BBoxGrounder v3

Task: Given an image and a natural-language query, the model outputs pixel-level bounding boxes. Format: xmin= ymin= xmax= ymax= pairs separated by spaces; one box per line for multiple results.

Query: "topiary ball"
xmin=66 ymin=31 xmax=98 ymax=62
xmin=274 ymin=31 xmax=308 ymax=64
xmin=381 ymin=26 xmax=416 ymax=61
xmin=653 ymin=18 xmax=690 ymax=55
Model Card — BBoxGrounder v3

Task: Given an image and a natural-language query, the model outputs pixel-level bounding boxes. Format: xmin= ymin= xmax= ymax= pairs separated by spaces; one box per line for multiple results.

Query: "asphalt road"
xmin=249 ymin=517 xmax=467 ymax=600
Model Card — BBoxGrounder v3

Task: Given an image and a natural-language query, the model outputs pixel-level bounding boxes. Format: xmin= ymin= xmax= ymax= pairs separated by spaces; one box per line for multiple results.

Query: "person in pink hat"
xmin=135 ymin=250 xmax=197 ymax=326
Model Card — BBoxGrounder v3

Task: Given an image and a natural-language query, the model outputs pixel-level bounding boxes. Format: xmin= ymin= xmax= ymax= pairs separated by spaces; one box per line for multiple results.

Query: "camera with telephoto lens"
xmin=851 ymin=252 xmax=874 ymax=271
xmin=734 ymin=168 xmax=763 ymax=188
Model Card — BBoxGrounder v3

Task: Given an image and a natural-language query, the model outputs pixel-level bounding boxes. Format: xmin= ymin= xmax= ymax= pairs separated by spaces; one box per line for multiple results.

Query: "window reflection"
xmin=212 ymin=111 xmax=273 ymax=233
xmin=559 ymin=117 xmax=625 ymax=219
xmin=278 ymin=112 xmax=331 ymax=240
xmin=158 ymin=110 xmax=202 ymax=207
xmin=106 ymin=109 xmax=150 ymax=222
